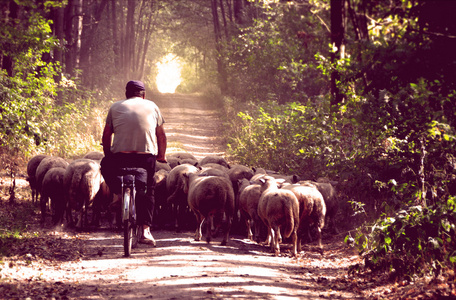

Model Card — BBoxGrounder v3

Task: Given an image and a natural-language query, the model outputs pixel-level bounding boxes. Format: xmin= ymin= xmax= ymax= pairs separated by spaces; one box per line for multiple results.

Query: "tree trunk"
xmin=1 ymin=1 xmax=19 ymax=77
xmin=80 ymin=0 xmax=109 ymax=86
xmin=138 ymin=1 xmax=156 ymax=79
xmin=219 ymin=0 xmax=229 ymax=40
xmin=64 ymin=0 xmax=84 ymax=77
xmin=125 ymin=0 xmax=136 ymax=79
xmin=330 ymin=0 xmax=345 ymax=107
xmin=211 ymin=0 xmax=228 ymax=94
xmin=233 ymin=0 xmax=245 ymax=24
xmin=111 ymin=1 xmax=120 ymax=67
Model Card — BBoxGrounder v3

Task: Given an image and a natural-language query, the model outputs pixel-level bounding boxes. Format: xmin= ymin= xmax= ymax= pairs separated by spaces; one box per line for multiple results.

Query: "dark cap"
xmin=126 ymin=80 xmax=145 ymax=92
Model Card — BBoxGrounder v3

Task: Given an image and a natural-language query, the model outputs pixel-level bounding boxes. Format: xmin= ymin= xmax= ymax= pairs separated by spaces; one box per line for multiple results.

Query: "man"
xmin=101 ymin=80 xmax=167 ymax=245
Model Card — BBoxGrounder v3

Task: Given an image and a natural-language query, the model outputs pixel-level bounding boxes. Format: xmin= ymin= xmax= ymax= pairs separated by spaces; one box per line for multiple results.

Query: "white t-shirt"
xmin=106 ymin=97 xmax=165 ymax=154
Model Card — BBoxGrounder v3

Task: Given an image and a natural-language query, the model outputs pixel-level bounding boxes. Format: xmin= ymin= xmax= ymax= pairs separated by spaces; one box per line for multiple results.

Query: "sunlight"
xmin=156 ymin=54 xmax=182 ymax=93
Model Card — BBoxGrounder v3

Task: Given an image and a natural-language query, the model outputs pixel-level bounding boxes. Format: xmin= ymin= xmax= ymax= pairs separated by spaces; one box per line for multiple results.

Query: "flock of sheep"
xmin=26 ymin=151 xmax=339 ymax=257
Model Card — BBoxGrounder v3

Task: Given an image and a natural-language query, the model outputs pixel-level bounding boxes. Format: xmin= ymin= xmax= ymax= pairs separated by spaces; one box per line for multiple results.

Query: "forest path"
xmin=1 ymin=93 xmax=368 ymax=300
xmin=153 ymin=93 xmax=226 ymax=160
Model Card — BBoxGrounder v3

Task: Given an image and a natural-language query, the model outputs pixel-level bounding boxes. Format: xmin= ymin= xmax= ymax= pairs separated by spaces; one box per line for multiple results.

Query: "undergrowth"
xmin=346 ymin=197 xmax=456 ymax=281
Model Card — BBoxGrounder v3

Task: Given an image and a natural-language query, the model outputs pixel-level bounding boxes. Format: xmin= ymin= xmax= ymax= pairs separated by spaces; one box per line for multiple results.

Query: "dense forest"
xmin=1 ymin=0 xmax=455 ymax=282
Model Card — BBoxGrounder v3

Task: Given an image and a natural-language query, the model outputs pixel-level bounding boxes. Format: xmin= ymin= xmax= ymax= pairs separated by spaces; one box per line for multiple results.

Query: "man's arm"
xmin=102 ymin=123 xmax=113 ymax=156
xmin=156 ymin=124 xmax=167 ymax=163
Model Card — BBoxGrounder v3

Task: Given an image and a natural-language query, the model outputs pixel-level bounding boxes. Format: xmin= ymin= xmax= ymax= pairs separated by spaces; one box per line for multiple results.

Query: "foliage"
xmin=225 ymin=1 xmax=329 ymax=104
xmin=346 ymin=198 xmax=456 ymax=280
xmin=227 ymin=98 xmax=346 ymax=179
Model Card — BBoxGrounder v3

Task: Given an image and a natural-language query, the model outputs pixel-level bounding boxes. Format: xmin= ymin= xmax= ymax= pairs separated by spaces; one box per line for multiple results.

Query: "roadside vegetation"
xmin=0 ymin=0 xmax=455 ymax=294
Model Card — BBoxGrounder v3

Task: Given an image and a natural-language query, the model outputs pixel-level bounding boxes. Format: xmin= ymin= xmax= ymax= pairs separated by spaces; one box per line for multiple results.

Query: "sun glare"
xmin=156 ymin=54 xmax=182 ymax=94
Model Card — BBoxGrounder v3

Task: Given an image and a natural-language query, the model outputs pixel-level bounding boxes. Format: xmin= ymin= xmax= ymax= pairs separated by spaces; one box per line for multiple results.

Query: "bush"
xmin=346 ymin=197 xmax=456 ymax=280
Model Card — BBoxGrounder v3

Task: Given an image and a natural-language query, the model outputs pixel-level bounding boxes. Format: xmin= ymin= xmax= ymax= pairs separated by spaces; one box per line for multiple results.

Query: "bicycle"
xmin=119 ymin=168 xmax=146 ymax=257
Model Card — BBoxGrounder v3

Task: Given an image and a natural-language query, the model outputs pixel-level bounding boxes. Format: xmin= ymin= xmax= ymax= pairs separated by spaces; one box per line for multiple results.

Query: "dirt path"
xmin=1 ymin=93 xmax=367 ymax=300
xmin=153 ymin=93 xmax=226 ymax=160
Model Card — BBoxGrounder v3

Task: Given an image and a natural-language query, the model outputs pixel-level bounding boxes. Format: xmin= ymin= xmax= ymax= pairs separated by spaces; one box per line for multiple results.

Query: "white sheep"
xmin=238 ymin=178 xmax=264 ymax=242
xmin=63 ymin=159 xmax=103 ymax=228
xmin=282 ymin=183 xmax=326 ymax=254
xmin=258 ymin=176 xmax=299 ymax=257
xmin=198 ymin=155 xmax=230 ymax=169
xmin=83 ymin=151 xmax=104 ymax=162
xmin=299 ymin=179 xmax=338 ymax=234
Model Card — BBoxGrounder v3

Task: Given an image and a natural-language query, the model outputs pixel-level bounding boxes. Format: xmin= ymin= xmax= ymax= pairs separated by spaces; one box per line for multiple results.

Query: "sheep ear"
xmin=292 ymin=175 xmax=299 ymax=183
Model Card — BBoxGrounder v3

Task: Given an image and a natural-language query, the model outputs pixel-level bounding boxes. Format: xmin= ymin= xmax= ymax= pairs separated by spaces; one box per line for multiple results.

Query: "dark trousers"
xmin=101 ymin=153 xmax=156 ymax=227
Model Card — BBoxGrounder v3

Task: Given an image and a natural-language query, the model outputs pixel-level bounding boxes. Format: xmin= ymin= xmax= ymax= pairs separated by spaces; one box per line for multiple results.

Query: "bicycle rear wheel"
xmin=123 ymin=187 xmax=133 ymax=257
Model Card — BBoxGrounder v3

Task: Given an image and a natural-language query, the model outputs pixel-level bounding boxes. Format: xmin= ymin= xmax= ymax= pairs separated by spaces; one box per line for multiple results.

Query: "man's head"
xmin=126 ymin=80 xmax=146 ymax=98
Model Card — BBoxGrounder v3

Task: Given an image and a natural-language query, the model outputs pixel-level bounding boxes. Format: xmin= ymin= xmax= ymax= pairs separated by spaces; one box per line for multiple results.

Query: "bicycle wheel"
xmin=130 ymin=189 xmax=139 ymax=249
xmin=123 ymin=187 xmax=133 ymax=257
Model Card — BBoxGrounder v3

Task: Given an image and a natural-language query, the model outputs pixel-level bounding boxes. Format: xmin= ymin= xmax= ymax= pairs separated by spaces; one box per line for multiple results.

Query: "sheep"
xmin=184 ymin=173 xmax=235 ymax=245
xmin=83 ymin=151 xmax=104 ymax=162
xmin=168 ymin=152 xmax=197 ymax=161
xmin=200 ymin=163 xmax=228 ymax=172
xmin=63 ymin=159 xmax=103 ymax=228
xmin=198 ymin=155 xmax=230 ymax=169
xmin=258 ymin=176 xmax=300 ymax=257
xmin=180 ymin=158 xmax=199 ymax=166
xmin=35 ymin=157 xmax=69 ymax=215
xmin=253 ymin=167 xmax=267 ymax=175
xmin=156 ymin=161 xmax=172 ymax=172
xmin=198 ymin=166 xmax=230 ymax=180
xmin=250 ymin=170 xmax=299 ymax=185
xmin=299 ymin=179 xmax=338 ymax=234
xmin=91 ymin=181 xmax=114 ymax=228
xmin=226 ymin=164 xmax=255 ymax=233
xmin=282 ymin=183 xmax=326 ymax=254
xmin=153 ymin=169 xmax=170 ymax=229
xmin=238 ymin=178 xmax=264 ymax=242
xmin=166 ymin=163 xmax=200 ymax=231
xmin=40 ymin=167 xmax=66 ymax=226
xmin=166 ymin=156 xmax=181 ymax=169
xmin=26 ymin=154 xmax=48 ymax=204
xmin=227 ymin=164 xmax=255 ymax=187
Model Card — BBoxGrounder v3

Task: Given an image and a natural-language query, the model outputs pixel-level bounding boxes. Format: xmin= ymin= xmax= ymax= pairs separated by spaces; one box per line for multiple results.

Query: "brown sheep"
xmin=26 ymin=154 xmax=48 ymax=204
xmin=166 ymin=163 xmax=200 ymax=231
xmin=153 ymin=169 xmax=170 ymax=229
xmin=35 ymin=156 xmax=69 ymax=198
xmin=184 ymin=173 xmax=235 ymax=245
xmin=258 ymin=176 xmax=299 ymax=257
xmin=40 ymin=167 xmax=66 ymax=226
xmin=226 ymin=164 xmax=255 ymax=232
xmin=91 ymin=181 xmax=114 ymax=228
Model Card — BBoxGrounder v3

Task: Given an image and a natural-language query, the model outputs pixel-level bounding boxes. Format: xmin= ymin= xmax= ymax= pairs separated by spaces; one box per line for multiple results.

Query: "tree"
xmin=330 ymin=0 xmax=344 ymax=106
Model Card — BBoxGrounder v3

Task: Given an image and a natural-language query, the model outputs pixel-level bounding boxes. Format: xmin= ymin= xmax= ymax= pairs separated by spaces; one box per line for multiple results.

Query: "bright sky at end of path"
xmin=156 ymin=54 xmax=182 ymax=94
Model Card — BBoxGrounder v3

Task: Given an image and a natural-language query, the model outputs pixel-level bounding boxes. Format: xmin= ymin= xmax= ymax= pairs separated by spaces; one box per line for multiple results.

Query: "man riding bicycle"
xmin=101 ymin=80 xmax=167 ymax=245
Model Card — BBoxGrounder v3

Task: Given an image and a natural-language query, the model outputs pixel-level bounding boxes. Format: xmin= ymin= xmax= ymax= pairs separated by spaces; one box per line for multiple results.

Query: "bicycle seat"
xmin=117 ymin=167 xmax=147 ymax=187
